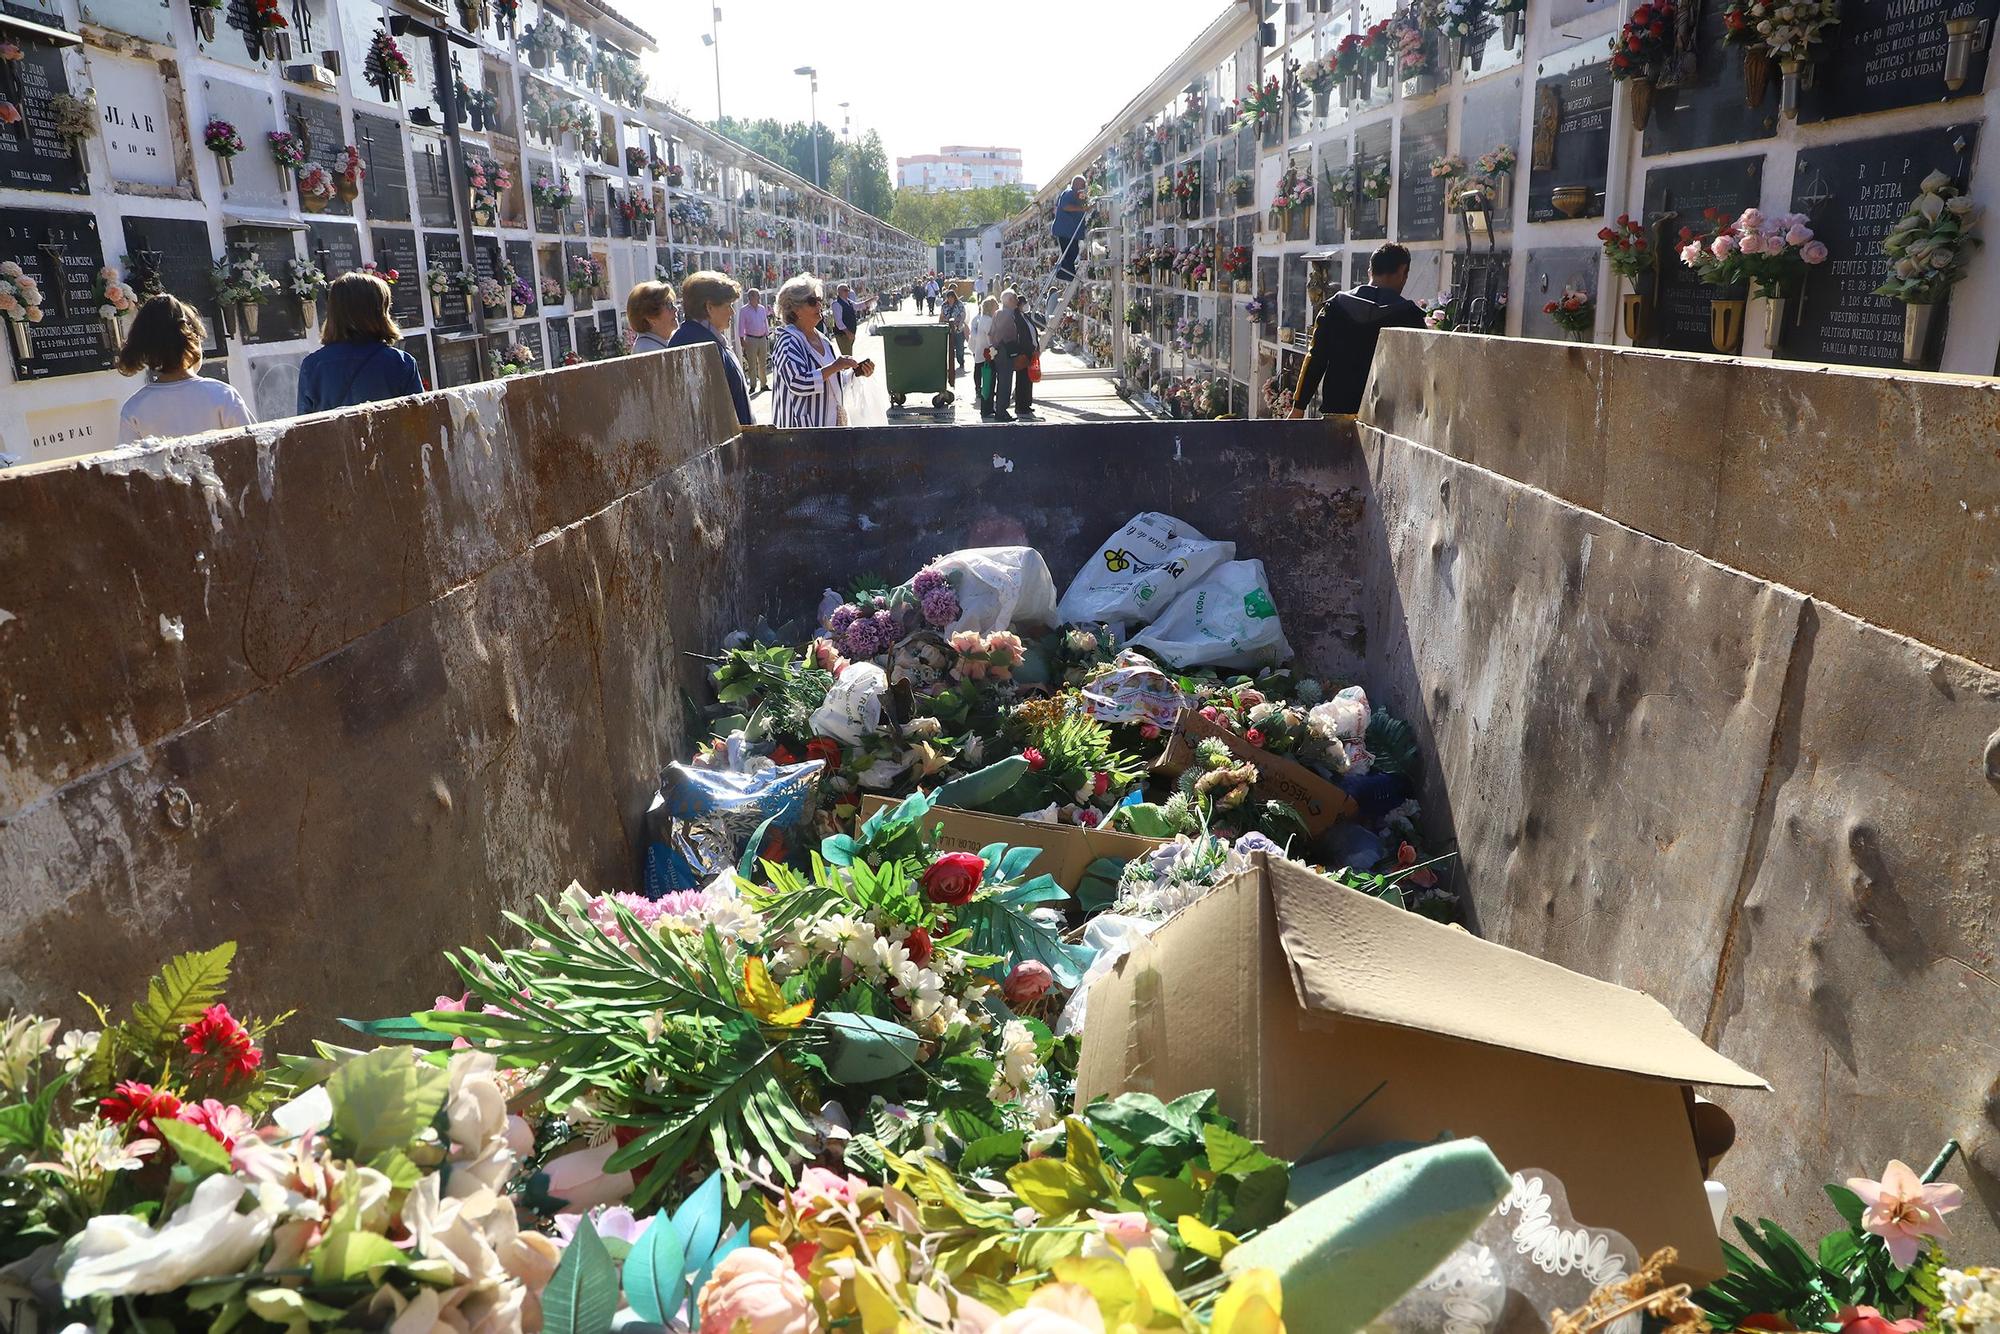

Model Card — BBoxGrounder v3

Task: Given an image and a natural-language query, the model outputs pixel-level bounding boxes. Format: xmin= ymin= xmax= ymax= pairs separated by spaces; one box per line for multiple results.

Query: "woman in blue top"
xmin=665 ymin=270 xmax=752 ymax=426
xmin=296 ymin=271 xmax=427 ymax=415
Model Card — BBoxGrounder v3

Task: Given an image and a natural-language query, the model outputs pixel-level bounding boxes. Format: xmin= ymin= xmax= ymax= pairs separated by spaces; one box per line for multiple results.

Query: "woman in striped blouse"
xmin=770 ymin=273 xmax=872 ymax=428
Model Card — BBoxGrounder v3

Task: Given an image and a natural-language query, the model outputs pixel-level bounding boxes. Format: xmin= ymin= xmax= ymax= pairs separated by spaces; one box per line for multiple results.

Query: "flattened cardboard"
xmin=858 ymin=796 xmax=1164 ymax=892
xmin=1155 ymin=709 xmax=1359 ymax=836
xmin=1075 ymin=859 xmax=1766 ymax=1278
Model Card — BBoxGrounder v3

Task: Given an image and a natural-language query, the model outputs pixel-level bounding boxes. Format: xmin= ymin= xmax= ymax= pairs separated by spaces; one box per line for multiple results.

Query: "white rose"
xmin=1947 ymin=195 xmax=1974 ymax=216
xmin=62 ymin=1175 xmax=279 ymax=1300
xmin=1921 ymin=169 xmax=1954 ymax=194
xmin=1930 ymin=247 xmax=1956 ymax=268
xmin=1895 ymin=257 xmax=1922 ymax=279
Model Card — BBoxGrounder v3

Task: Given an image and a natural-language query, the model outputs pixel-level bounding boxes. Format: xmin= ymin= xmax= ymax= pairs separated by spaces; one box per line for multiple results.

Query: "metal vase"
xmin=1502 ymin=8 xmax=1520 ymax=48
xmin=239 ymin=301 xmax=260 ymax=337
xmin=464 ymin=294 xmax=478 ymax=318
xmin=99 ymin=315 xmax=120 ymax=352
xmin=1470 ymin=40 xmax=1485 ymax=70
xmin=1778 ymin=57 xmax=1802 ymax=118
xmin=1313 ymin=88 xmax=1330 ymax=116
xmin=431 ymin=291 xmax=445 ymax=321
xmin=1762 ymin=294 xmax=1787 ymax=350
xmin=1901 ymin=302 xmax=1939 ymax=366
xmin=216 ymin=153 xmax=234 ymax=187
xmin=1621 ymin=291 xmax=1652 ymax=343
xmin=1446 ymin=34 xmax=1462 ymax=67
xmin=1708 ymin=297 xmax=1745 ymax=354
xmin=194 ymin=5 xmax=216 ymax=39
xmin=7 ymin=318 xmax=28 ymax=359
xmin=1628 ymin=77 xmax=1656 ymax=131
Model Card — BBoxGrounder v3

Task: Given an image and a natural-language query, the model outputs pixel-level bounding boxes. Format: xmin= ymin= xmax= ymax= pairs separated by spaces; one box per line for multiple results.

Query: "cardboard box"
xmin=1155 ymin=709 xmax=1358 ymax=836
xmin=858 ymin=796 xmax=1165 ymax=893
xmin=1075 ymin=857 xmax=1766 ymax=1278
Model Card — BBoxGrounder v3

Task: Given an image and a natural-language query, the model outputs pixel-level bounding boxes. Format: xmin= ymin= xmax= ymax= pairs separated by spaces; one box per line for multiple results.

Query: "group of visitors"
xmin=968 ymin=288 xmax=1040 ymax=422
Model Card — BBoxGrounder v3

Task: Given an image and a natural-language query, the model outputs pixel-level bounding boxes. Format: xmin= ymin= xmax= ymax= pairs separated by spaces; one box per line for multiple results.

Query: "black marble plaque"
xmin=1642 ymin=5 xmax=1779 ymax=155
xmin=1527 ymin=59 xmax=1611 ymax=222
xmin=402 ymin=330 xmax=432 ymax=389
xmin=585 ymin=174 xmax=608 ymax=236
xmin=1520 ymin=245 xmax=1601 ymax=339
xmin=369 ymin=225 xmax=423 ymax=327
xmin=424 ymin=230 xmax=469 ymax=330
xmin=1801 ymin=0 xmax=2000 ymax=121
xmin=1642 ymin=155 xmax=1763 ymax=352
xmin=227 ymin=225 xmax=304 ymax=344
xmin=1783 ymin=126 xmax=1978 ymax=366
xmin=505 ymin=238 xmax=534 ymax=310
xmin=122 ymin=215 xmax=225 ymax=354
xmin=223 ymin=0 xmax=263 ymax=62
xmin=572 ymin=312 xmax=596 ymax=356
xmin=608 ymin=183 xmax=632 ymax=238
xmin=530 ymin=157 xmax=559 ymax=233
xmin=472 ymin=233 xmax=500 ymax=281
xmin=412 ymin=133 xmax=455 ymax=228
xmin=356 ymin=112 xmax=409 ymax=223
xmin=1 ymin=206 xmax=110 ymax=377
xmin=595 ymin=307 xmax=616 ymax=351
xmin=1396 ymin=106 xmax=1450 ymax=243
xmin=1456 ymin=249 xmax=1513 ymax=331
xmin=433 ymin=334 xmax=480 ymax=386
xmin=0 ymin=32 xmax=86 ymax=194
xmin=544 ymin=314 xmax=571 ymax=362
xmin=305 ymin=219 xmax=362 ymax=279
xmin=1317 ymin=141 xmax=1351 ymax=245
xmin=284 ymin=93 xmax=352 ymax=217
xmin=513 ymin=320 xmax=542 ymax=364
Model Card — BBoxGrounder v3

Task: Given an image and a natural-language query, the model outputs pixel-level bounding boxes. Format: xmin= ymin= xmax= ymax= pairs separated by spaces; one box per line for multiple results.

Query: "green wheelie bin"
xmin=881 ymin=322 xmax=956 ymax=410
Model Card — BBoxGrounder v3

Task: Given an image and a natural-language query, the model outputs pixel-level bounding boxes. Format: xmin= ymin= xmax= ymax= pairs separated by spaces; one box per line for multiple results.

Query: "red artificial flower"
xmin=1003 ymin=960 xmax=1055 ymax=1007
xmin=1077 ymin=808 xmax=1101 ymax=828
xmin=805 ymin=737 xmax=842 ymax=771
xmin=1649 ymin=20 xmax=1666 ymax=33
xmin=1022 ymin=747 xmax=1047 ymax=771
xmin=1244 ymin=728 xmax=1266 ymax=748
xmin=1198 ymin=705 xmax=1221 ymax=723
xmin=1598 ymin=226 xmax=1617 ymax=241
xmin=1737 ymin=1317 xmax=1795 ymax=1332
xmin=1836 ymin=1310 xmax=1923 ymax=1334
xmin=770 ymin=744 xmax=799 ymax=766
xmin=1544 ymin=301 xmax=1559 ymax=315
xmin=183 ymin=1003 xmax=261 ymax=1082
xmin=1092 ymin=771 xmax=1110 ymax=796
xmin=902 ymin=925 xmax=934 ymax=967
xmin=101 ymin=1081 xmax=183 ymax=1136
xmin=921 ymin=852 xmax=986 ymax=906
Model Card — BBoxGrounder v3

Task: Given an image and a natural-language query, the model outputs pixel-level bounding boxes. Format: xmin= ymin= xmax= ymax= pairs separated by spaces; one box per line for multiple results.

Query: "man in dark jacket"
xmin=1291 ymin=243 xmax=1425 ymax=417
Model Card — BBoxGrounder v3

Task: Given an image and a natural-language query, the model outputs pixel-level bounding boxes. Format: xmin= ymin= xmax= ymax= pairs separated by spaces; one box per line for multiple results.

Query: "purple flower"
xmin=912 ymin=567 xmax=947 ymax=596
xmin=840 ymin=616 xmax=884 ymax=659
xmin=828 ymin=603 xmax=860 ymax=636
xmin=871 ymin=609 xmax=898 ymax=643
xmin=921 ymin=586 xmax=962 ymax=629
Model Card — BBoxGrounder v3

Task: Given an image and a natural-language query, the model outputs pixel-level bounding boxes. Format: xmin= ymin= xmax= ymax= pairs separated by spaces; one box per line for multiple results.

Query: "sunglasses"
xmin=801 ymin=296 xmax=825 ymax=306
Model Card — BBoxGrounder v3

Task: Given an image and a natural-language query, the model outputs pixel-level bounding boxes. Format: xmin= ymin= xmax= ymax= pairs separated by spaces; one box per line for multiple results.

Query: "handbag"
xmin=1027 ymin=354 xmax=1042 ymax=383
xmin=1012 ymin=352 xmax=1031 ymax=372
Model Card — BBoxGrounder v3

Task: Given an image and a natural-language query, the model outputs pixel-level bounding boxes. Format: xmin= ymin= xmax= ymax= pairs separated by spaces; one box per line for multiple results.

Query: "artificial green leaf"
xmin=1823 ymin=1184 xmax=1865 ymax=1230
xmin=960 ymin=877 xmax=1092 ymax=988
xmin=368 ymin=1149 xmax=421 ymax=1191
xmin=1110 ymin=803 xmax=1180 ymax=838
xmin=961 ymin=1130 xmax=1028 ymax=1174
xmin=1009 ymin=1157 xmax=1093 ymax=1217
xmin=154 ymin=1119 xmax=232 ymax=1179
xmin=625 ymin=1211 xmax=689 ymax=1325
xmin=1204 ymin=1123 xmax=1281 ymax=1181
xmin=183 ymin=1281 xmax=243 ymax=1312
xmin=311 ymin=1230 xmax=408 ymax=1284
xmin=1076 ymin=857 xmax=1128 ymax=916
xmin=1178 ymin=1214 xmax=1242 ymax=1259
xmin=1365 ymin=709 xmax=1420 ymax=777
xmin=543 ymin=1215 xmax=620 ymax=1334
xmin=1228 ymin=1164 xmax=1291 ymax=1232
xmin=326 ymin=1046 xmax=451 ymax=1160
xmin=129 ymin=942 xmax=236 ymax=1048
xmin=337 ymin=1015 xmax=456 ymax=1043
xmin=244 ymin=1288 xmax=346 ymax=1324
xmin=1134 ymin=1175 xmax=1204 ymax=1223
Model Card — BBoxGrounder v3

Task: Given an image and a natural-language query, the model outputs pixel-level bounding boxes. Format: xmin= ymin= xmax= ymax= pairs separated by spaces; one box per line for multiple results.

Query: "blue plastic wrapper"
xmin=643 ymin=743 xmax=824 ymax=895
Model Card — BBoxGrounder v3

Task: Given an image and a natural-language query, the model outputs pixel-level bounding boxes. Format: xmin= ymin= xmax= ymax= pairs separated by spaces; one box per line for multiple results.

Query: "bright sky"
xmin=627 ymin=0 xmax=1229 ymax=189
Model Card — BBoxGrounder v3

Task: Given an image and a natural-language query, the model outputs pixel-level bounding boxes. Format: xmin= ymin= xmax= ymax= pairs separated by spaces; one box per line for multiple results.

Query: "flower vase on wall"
xmin=1627 ymin=78 xmax=1655 ymax=131
xmin=216 ymin=154 xmax=235 ymax=186
xmin=1742 ymin=47 xmax=1771 ymax=106
xmin=1762 ymin=293 xmax=1788 ymax=350
xmin=1620 ymin=290 xmax=1651 ymax=343
xmin=194 ymin=5 xmax=216 ymax=39
xmin=1502 ymin=8 xmax=1520 ymax=47
xmin=7 ymin=319 xmax=29 ymax=359
xmin=1709 ymin=297 xmax=1745 ymax=354
xmin=239 ymin=302 xmax=261 ymax=337
xmin=301 ymin=297 xmax=317 ymax=328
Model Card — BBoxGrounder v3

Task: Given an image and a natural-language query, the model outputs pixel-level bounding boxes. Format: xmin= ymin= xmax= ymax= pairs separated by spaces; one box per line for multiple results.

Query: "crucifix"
xmin=130 ymin=244 xmax=165 ymax=298
xmin=289 ymin=0 xmax=312 ymax=51
xmin=36 ymin=242 xmax=71 ymax=319
xmin=289 ymin=107 xmax=312 ymax=159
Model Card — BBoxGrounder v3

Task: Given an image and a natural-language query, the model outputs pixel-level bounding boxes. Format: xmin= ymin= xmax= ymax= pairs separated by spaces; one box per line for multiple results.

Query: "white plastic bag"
xmin=808 ymin=661 xmax=888 ymax=745
xmin=1055 ymin=512 xmax=1235 ymax=627
xmin=1128 ymin=559 xmax=1292 ymax=669
xmin=933 ymin=546 xmax=1058 ymax=633
xmin=1080 ymin=650 xmax=1190 ymax=727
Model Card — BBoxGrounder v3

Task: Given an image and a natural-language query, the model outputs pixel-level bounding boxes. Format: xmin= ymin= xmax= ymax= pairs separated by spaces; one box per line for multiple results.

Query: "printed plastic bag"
xmin=1128 ymin=559 xmax=1292 ymax=670
xmin=933 ymin=546 xmax=1058 ymax=633
xmin=1080 ymin=650 xmax=1190 ymax=728
xmin=644 ymin=736 xmax=823 ymax=893
xmin=809 ymin=661 xmax=889 ymax=745
xmin=1056 ymin=512 xmax=1235 ymax=628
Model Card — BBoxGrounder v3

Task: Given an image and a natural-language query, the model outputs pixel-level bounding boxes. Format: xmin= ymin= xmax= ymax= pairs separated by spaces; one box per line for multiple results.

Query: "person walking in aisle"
xmin=116 ymin=295 xmax=254 ymax=444
xmin=968 ymin=295 xmax=1000 ymax=419
xmin=667 ymin=270 xmax=753 ymax=426
xmin=295 ymin=273 xmax=427 ymax=416
xmin=736 ymin=287 xmax=772 ymax=393
xmin=1290 ymin=243 xmax=1424 ymax=417
xmin=829 ymin=282 xmax=859 ymax=359
xmin=770 ymin=273 xmax=873 ymax=428
xmin=627 ymin=279 xmax=680 ymax=352
xmin=1052 ymin=174 xmax=1092 ymax=284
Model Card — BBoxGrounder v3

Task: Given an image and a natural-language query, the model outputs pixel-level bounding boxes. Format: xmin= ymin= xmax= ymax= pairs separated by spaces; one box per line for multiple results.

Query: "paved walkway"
xmin=749 ymin=296 xmax=1144 ymax=428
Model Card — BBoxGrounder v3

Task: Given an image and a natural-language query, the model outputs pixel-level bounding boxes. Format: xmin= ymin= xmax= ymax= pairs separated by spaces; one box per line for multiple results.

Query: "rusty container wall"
xmin=0 ymin=347 xmax=751 ymax=1037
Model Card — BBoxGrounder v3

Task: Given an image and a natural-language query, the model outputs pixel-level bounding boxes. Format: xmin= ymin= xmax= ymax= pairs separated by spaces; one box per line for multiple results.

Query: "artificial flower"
xmin=53 ymin=1027 xmax=101 ymax=1074
xmin=0 ymin=1013 xmax=57 ymax=1092
xmin=539 ymin=1138 xmax=636 ymax=1212
xmin=696 ymin=1245 xmax=814 ymax=1334
xmin=1004 ymin=961 xmax=1056 ymax=1007
xmin=61 ymin=1173 xmax=280 ymax=1300
xmin=100 ymin=1081 xmax=183 ymax=1137
xmin=991 ymin=1284 xmax=1107 ymax=1333
xmin=922 ymin=851 xmax=986 ymax=906
xmin=182 ymin=1003 xmax=260 ymax=1081
xmin=1836 ymin=1308 xmax=1925 ymax=1334
xmin=175 ymin=1099 xmax=255 ymax=1152
xmin=790 ymin=1165 xmax=866 ymax=1216
xmin=1846 ymin=1159 xmax=1962 ymax=1266
xmin=1082 ymin=1209 xmax=1177 ymax=1268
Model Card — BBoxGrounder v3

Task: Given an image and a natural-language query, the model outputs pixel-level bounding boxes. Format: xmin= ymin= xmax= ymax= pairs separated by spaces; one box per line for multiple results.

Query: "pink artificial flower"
xmin=1679 ymin=242 xmax=1703 ymax=265
xmin=1837 ymin=1308 xmax=1925 ymax=1334
xmin=176 ymin=1099 xmax=255 ymax=1153
xmin=1077 ymin=808 xmax=1101 ymax=828
xmin=1785 ymin=222 xmax=1813 ymax=246
xmin=1003 ymin=960 xmax=1056 ymax=1007
xmin=1845 ymin=1160 xmax=1962 ymax=1267
xmin=1081 ymin=1209 xmax=1175 ymax=1267
xmin=1801 ymin=240 xmax=1829 ymax=264
xmin=696 ymin=1246 xmax=814 ymax=1334
xmin=1739 ymin=207 xmax=1764 ymax=230
xmin=1712 ymin=234 xmax=1738 ymax=258
xmin=1737 ymin=232 xmax=1765 ymax=255
xmin=433 ymin=992 xmax=470 ymax=1011
xmin=991 ymin=1285 xmax=1106 ymax=1333
xmin=541 ymin=1140 xmax=635 ymax=1213
xmin=790 ymin=1165 xmax=866 ymax=1216
xmin=0 ymin=103 xmax=22 ymax=127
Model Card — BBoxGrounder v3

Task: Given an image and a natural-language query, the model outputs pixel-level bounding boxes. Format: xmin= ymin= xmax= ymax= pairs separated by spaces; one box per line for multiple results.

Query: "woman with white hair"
xmin=771 ymin=273 xmax=871 ymax=427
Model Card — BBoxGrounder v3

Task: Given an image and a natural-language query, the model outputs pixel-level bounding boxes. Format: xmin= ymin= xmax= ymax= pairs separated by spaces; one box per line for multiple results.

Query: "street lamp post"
xmin=701 ymin=7 xmax=723 ymax=123
xmin=837 ymin=101 xmax=851 ymax=202
xmin=794 ymin=65 xmax=819 ymax=188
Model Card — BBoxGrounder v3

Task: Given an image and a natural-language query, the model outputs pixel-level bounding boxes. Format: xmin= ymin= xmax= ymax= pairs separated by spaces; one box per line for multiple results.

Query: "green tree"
xmin=712 ymin=116 xmax=841 ymax=191
xmin=828 ymin=129 xmax=895 ymax=219
xmin=889 ymin=183 xmax=1033 ymax=244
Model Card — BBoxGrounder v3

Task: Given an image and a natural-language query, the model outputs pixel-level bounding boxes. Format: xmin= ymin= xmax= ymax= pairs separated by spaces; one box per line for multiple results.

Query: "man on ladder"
xmin=1052 ymin=174 xmax=1092 ymax=286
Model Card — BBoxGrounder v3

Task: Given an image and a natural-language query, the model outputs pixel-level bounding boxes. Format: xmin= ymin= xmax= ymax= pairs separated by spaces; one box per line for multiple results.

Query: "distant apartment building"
xmin=896 ymin=146 xmax=1028 ymax=192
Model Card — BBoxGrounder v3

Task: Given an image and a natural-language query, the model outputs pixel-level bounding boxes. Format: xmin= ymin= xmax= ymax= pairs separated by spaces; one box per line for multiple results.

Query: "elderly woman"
xmin=667 ymin=269 xmax=751 ymax=425
xmin=771 ymin=273 xmax=872 ymax=428
xmin=967 ymin=296 xmax=1000 ymax=419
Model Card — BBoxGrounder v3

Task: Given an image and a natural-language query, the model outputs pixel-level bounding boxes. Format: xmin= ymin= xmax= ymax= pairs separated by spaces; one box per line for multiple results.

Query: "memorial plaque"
xmin=248 ymin=350 xmax=305 ymax=420
xmin=1455 ymin=249 xmax=1513 ymax=330
xmin=0 ymin=30 xmax=85 ymax=194
xmin=1460 ymin=71 xmax=1522 ymax=230
xmin=1396 ymin=105 xmax=1450 ymax=242
xmin=122 ymin=214 xmax=224 ymax=354
xmin=305 ymin=219 xmax=362 ymax=280
xmin=572 ymin=312 xmax=597 ymax=357
xmin=1642 ymin=154 xmax=1763 ymax=352
xmin=1520 ymin=245 xmax=1600 ymax=339
xmin=1202 ymin=143 xmax=1218 ymax=217
xmin=472 ymin=233 xmax=501 ymax=282
xmin=226 ymin=225 xmax=304 ymax=344
xmin=1526 ymin=53 xmax=1610 ymax=222
xmin=355 ymin=112 xmax=409 ymax=222
xmin=529 ymin=156 xmax=560 ymax=232
xmin=413 ymin=132 xmax=455 ymax=228
xmin=1783 ymin=126 xmax=1978 ymax=366
xmin=1549 ymin=0 xmax=1619 ymax=29
xmin=424 ymin=230 xmax=469 ymax=330
xmin=596 ymin=307 xmax=616 ymax=352
xmin=1316 ymin=139 xmax=1350 ymax=244
xmin=402 ymin=330 xmax=432 ymax=389
xmin=93 ymin=52 xmax=179 ymax=189
xmin=608 ymin=183 xmax=631 ymax=238
xmin=368 ymin=225 xmax=422 ymax=326
xmin=79 ymin=0 xmax=172 ymax=42
xmin=544 ymin=315 xmax=571 ymax=363
xmin=1642 ymin=4 xmax=1778 ymax=155
xmin=585 ymin=174 xmax=608 ymax=236
xmin=23 ymin=398 xmax=119 ymax=464
xmin=1352 ymin=123 xmax=1391 ymax=241
xmin=513 ymin=320 xmax=542 ymax=365
xmin=433 ymin=335 xmax=480 ymax=386
xmin=284 ymin=93 xmax=352 ymax=218
xmin=0 ymin=206 xmax=112 ymax=377
xmin=1801 ymin=0 xmax=2000 ymax=121
xmin=205 ymin=78 xmax=284 ymax=208
xmin=215 ymin=0 xmax=269 ymax=66
xmin=1464 ymin=8 xmax=1528 ymax=78
xmin=505 ymin=238 xmax=533 ymax=305
xmin=1404 ymin=249 xmax=1444 ymax=303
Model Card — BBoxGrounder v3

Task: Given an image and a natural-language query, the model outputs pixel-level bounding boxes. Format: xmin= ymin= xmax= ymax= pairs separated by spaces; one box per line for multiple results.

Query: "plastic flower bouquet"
xmin=1544 ymin=285 xmax=1595 ymax=334
xmin=1599 ymin=213 xmax=1655 ymax=279
xmin=1875 ymin=170 xmax=1979 ymax=304
xmin=202 ymin=119 xmax=244 ymax=157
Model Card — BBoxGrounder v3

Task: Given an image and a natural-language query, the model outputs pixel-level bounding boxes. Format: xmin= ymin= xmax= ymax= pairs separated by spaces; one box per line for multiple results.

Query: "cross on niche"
xmin=37 ymin=242 xmax=70 ymax=319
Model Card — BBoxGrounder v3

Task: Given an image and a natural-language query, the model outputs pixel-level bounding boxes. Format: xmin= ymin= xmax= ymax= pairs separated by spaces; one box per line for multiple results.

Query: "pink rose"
xmin=1785 ymin=223 xmax=1813 ymax=246
xmin=1678 ymin=242 xmax=1703 ymax=265
xmin=1004 ymin=960 xmax=1056 ymax=1007
xmin=1081 ymin=1209 xmax=1175 ymax=1266
xmin=1711 ymin=234 xmax=1737 ymax=257
xmin=697 ymin=1246 xmax=814 ymax=1334
xmin=991 ymin=1285 xmax=1105 ymax=1333
xmin=790 ymin=1165 xmax=865 ymax=1215
xmin=1801 ymin=240 xmax=1828 ymax=264
xmin=1737 ymin=232 xmax=1765 ymax=255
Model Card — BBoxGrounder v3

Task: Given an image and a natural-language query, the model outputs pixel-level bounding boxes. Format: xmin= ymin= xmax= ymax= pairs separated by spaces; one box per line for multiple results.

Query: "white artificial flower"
xmin=1947 ymin=195 xmax=1975 ymax=216
xmin=53 ymin=1029 xmax=101 ymax=1074
xmin=1920 ymin=193 xmax=1947 ymax=222
xmin=1922 ymin=169 xmax=1954 ymax=194
xmin=62 ymin=1174 xmax=280 ymax=1300
xmin=0 ymin=1015 xmax=57 ymax=1093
